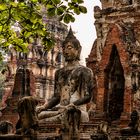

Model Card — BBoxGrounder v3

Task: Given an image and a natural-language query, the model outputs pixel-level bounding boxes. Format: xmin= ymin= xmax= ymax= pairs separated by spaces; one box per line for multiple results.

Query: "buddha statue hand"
xmin=65 ymin=103 xmax=75 ymax=110
xmin=36 ymin=105 xmax=46 ymax=114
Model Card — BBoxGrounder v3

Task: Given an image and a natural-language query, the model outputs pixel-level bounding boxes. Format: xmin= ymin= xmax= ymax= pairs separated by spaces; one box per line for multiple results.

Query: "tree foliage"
xmin=0 ymin=0 xmax=87 ymax=60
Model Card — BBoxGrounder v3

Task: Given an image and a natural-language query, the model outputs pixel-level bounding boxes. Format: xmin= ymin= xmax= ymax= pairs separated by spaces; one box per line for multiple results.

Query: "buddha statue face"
xmin=62 ymin=28 xmax=81 ymax=62
xmin=63 ymin=41 xmax=79 ymax=62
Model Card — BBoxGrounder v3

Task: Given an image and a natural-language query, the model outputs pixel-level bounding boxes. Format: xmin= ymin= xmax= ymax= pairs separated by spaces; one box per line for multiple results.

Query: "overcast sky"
xmin=68 ymin=0 xmax=101 ymax=65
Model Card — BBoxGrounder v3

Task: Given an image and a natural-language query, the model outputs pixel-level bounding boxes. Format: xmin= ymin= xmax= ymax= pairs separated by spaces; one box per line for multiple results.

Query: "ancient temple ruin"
xmin=2 ymin=0 xmax=140 ymax=139
xmin=3 ymin=18 xmax=67 ymax=102
xmin=86 ymin=0 xmax=140 ymax=125
xmin=0 ymin=17 xmax=68 ymax=129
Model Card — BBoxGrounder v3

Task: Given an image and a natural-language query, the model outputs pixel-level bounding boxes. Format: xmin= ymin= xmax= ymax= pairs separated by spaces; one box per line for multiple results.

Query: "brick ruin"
xmin=2 ymin=0 xmax=140 ymax=139
xmin=0 ymin=18 xmax=68 ymax=130
xmin=86 ymin=0 xmax=140 ymax=126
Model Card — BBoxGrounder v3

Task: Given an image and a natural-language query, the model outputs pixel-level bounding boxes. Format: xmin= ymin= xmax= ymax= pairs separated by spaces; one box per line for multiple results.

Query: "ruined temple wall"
xmin=0 ymin=114 xmax=18 ymax=133
xmin=94 ymin=5 xmax=140 ymax=62
xmin=0 ymin=17 xmax=68 ymax=133
xmin=96 ymin=24 xmax=132 ymax=118
xmin=87 ymin=2 xmax=140 ymax=122
xmin=101 ymin=0 xmax=140 ymax=9
xmin=3 ymin=23 xmax=67 ymax=102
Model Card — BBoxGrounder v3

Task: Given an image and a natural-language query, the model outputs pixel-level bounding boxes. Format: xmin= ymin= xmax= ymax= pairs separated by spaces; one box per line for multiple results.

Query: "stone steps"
xmin=1 ymin=134 xmax=140 ymax=140
xmin=38 ymin=119 xmax=140 ymax=140
xmin=38 ymin=121 xmax=98 ymax=140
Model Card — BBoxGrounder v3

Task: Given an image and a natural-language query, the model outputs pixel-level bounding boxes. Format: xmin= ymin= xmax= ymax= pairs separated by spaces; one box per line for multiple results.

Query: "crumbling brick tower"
xmin=86 ymin=0 xmax=140 ymax=125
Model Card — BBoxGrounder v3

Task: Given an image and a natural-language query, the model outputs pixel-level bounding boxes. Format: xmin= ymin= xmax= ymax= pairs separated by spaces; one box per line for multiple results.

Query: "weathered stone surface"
xmin=16 ymin=96 xmax=38 ymax=135
xmin=120 ymin=110 xmax=139 ymax=136
xmin=91 ymin=121 xmax=109 ymax=140
xmin=86 ymin=0 xmax=140 ymax=126
xmin=0 ymin=121 xmax=13 ymax=134
xmin=0 ymin=134 xmax=37 ymax=140
xmin=0 ymin=18 xmax=68 ymax=132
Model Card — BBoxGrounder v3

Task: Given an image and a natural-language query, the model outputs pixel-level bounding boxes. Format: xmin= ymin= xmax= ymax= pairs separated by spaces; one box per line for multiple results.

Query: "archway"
xmin=104 ymin=44 xmax=125 ymax=121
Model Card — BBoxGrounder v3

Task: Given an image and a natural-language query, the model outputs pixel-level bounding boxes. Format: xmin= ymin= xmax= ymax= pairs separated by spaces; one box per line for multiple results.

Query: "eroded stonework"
xmin=86 ymin=0 xmax=140 ymax=125
xmin=0 ymin=18 xmax=68 ymax=130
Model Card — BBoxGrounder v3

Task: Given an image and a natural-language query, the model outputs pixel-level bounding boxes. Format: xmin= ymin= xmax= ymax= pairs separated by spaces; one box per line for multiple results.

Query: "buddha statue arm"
xmin=36 ymin=70 xmax=61 ymax=113
xmin=36 ymin=96 xmax=60 ymax=113
xmin=43 ymin=70 xmax=61 ymax=110
xmin=44 ymin=96 xmax=60 ymax=110
xmin=73 ymin=94 xmax=91 ymax=106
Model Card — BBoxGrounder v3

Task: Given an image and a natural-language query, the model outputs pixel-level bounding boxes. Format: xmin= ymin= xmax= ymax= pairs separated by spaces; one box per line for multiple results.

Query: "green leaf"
xmin=56 ymin=7 xmax=64 ymax=15
xmin=36 ymin=29 xmax=44 ymax=36
xmin=43 ymin=38 xmax=55 ymax=49
xmin=74 ymin=8 xmax=80 ymax=15
xmin=5 ymin=0 xmax=10 ymax=2
xmin=4 ymin=42 xmax=10 ymax=47
xmin=31 ymin=0 xmax=38 ymax=2
xmin=70 ymin=16 xmax=75 ymax=22
xmin=46 ymin=4 xmax=54 ymax=9
xmin=17 ymin=2 xmax=25 ymax=7
xmin=63 ymin=14 xmax=74 ymax=24
xmin=47 ymin=7 xmax=56 ymax=16
xmin=71 ymin=0 xmax=77 ymax=3
xmin=24 ymin=31 xmax=32 ymax=38
xmin=0 ymin=4 xmax=7 ymax=10
xmin=77 ymin=0 xmax=84 ymax=4
xmin=79 ymin=6 xmax=87 ymax=13
xmin=51 ymin=0 xmax=61 ymax=5
xmin=0 ymin=26 xmax=2 ymax=32
xmin=10 ymin=2 xmax=18 ymax=7
xmin=60 ymin=5 xmax=67 ymax=10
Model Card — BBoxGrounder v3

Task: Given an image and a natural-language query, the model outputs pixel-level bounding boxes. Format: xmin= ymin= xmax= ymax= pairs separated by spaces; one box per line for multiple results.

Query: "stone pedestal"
xmin=91 ymin=134 xmax=108 ymax=140
xmin=119 ymin=112 xmax=130 ymax=128
xmin=0 ymin=134 xmax=37 ymax=140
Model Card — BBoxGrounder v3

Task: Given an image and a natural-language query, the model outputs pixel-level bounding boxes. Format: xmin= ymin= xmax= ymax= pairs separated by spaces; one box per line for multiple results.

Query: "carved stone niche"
xmin=104 ymin=44 xmax=125 ymax=122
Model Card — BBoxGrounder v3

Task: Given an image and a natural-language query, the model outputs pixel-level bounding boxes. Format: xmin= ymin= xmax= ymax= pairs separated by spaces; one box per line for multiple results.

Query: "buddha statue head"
xmin=62 ymin=27 xmax=82 ymax=62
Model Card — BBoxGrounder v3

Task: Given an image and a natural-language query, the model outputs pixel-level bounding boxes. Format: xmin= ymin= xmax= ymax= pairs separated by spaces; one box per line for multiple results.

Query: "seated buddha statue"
xmin=36 ymin=28 xmax=96 ymax=139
